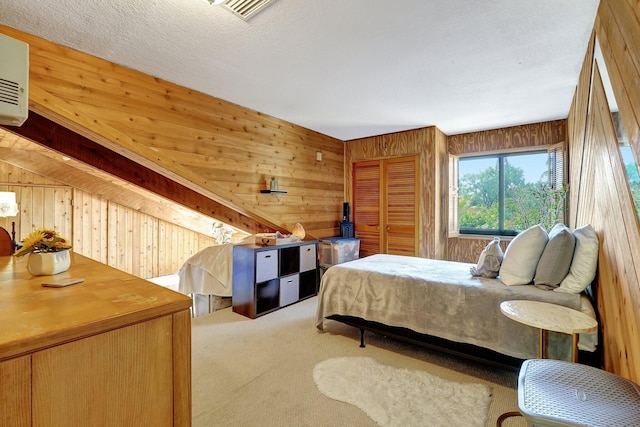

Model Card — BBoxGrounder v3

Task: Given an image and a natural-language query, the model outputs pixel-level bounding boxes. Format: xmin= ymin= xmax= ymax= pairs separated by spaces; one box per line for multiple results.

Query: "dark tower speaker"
xmin=340 ymin=202 xmax=353 ymax=238
xmin=342 ymin=202 xmax=350 ymax=222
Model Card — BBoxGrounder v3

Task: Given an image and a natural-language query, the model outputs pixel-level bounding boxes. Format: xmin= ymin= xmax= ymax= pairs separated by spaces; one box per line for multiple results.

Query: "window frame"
xmin=448 ymin=145 xmax=565 ymax=237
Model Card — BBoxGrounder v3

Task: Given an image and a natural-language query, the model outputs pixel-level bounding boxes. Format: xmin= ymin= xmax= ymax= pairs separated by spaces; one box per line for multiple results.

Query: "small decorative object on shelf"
xmin=260 ymin=176 xmax=287 ymax=194
xmin=292 ymin=223 xmax=305 ymax=240
xmin=14 ymin=228 xmax=72 ymax=275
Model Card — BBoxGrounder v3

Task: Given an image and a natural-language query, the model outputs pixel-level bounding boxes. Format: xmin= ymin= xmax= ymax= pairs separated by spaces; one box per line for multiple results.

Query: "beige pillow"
xmin=556 ymin=224 xmax=599 ymax=294
xmin=534 ymin=223 xmax=576 ymax=289
xmin=499 ymin=224 xmax=548 ymax=286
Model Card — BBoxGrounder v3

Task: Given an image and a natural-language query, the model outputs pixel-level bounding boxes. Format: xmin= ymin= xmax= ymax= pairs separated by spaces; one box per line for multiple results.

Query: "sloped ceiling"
xmin=0 ymin=0 xmax=599 ymax=141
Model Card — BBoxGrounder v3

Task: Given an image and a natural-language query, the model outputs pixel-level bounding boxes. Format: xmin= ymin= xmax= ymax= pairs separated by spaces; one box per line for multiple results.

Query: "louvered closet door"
xmin=353 ymin=156 xmax=418 ymax=257
xmin=353 ymin=160 xmax=381 ymax=257
xmin=384 ymin=156 xmax=418 ymax=256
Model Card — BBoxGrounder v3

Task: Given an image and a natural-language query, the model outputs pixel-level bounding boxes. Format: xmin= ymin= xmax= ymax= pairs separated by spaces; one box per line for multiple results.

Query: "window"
xmin=450 ymin=147 xmax=566 ymax=236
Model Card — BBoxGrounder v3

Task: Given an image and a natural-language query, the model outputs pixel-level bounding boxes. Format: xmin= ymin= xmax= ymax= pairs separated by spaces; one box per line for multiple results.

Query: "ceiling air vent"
xmin=222 ymin=0 xmax=276 ymax=20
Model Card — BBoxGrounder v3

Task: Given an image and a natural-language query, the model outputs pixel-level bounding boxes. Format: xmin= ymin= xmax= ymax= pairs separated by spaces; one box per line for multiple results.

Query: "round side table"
xmin=499 ymin=300 xmax=597 ymax=362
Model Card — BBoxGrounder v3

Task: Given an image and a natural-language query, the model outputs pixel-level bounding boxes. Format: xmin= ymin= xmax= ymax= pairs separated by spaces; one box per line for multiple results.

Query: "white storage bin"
xmin=279 ymin=274 xmax=299 ymax=306
xmin=299 ymin=243 xmax=317 ymax=272
xmin=255 ymin=249 xmax=278 ymax=282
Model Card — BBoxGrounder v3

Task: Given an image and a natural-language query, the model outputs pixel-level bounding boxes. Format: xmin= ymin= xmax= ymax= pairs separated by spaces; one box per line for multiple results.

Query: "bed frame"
xmin=328 ymin=314 xmax=525 ymax=370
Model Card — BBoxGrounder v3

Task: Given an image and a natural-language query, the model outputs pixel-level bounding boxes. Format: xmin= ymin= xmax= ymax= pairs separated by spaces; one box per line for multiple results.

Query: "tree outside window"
xmin=457 ymin=150 xmax=566 ymax=236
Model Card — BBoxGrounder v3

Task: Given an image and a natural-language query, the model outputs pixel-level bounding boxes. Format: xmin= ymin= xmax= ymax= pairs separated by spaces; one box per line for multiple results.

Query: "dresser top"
xmin=0 ymin=252 xmax=191 ymax=360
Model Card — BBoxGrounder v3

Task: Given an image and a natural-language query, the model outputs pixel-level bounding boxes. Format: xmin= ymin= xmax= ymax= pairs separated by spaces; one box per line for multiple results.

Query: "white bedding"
xmin=178 ymin=244 xmax=234 ymax=297
xmin=316 ymin=254 xmax=597 ymax=360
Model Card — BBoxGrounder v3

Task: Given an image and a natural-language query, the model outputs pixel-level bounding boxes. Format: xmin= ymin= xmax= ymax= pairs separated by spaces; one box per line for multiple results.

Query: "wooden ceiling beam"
xmin=1 ymin=112 xmax=278 ymax=234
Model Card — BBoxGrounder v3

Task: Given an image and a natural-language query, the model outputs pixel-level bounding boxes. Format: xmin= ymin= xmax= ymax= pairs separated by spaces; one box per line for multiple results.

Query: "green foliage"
xmin=459 ymin=162 xmax=566 ymax=233
xmin=624 ymin=161 xmax=640 ymax=218
xmin=507 ymin=183 xmax=568 ymax=232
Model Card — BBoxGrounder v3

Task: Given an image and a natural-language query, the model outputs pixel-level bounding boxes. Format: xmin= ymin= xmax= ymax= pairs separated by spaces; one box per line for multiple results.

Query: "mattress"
xmin=316 ymin=254 xmax=597 ymax=360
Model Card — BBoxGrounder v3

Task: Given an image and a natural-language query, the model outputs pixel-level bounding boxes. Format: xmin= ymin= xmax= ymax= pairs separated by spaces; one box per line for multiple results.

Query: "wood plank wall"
xmin=345 ymin=127 xmax=448 ymax=259
xmin=1 ymin=160 xmax=218 ymax=278
xmin=567 ymin=0 xmax=640 ymax=382
xmin=447 ymin=120 xmax=567 ymax=263
xmin=0 ymin=25 xmax=345 ymax=239
xmin=0 ymin=167 xmax=72 ymax=246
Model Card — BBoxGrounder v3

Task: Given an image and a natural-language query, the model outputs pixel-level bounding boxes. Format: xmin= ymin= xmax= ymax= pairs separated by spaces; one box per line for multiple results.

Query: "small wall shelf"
xmin=260 ymin=190 xmax=287 ymax=194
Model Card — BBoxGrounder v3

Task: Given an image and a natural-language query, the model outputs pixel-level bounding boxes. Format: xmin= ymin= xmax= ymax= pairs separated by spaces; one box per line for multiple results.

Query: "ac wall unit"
xmin=0 ymin=33 xmax=29 ymax=126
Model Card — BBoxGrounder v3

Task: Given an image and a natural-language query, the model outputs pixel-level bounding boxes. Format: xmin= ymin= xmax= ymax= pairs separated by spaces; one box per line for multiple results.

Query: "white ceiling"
xmin=0 ymin=0 xmax=599 ymax=141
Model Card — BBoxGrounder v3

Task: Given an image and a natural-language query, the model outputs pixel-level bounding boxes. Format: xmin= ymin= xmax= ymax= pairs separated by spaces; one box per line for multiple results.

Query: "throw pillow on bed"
xmin=534 ymin=223 xmax=576 ymax=290
xmin=499 ymin=224 xmax=548 ymax=286
xmin=470 ymin=237 xmax=504 ymax=278
xmin=555 ymin=224 xmax=599 ymax=294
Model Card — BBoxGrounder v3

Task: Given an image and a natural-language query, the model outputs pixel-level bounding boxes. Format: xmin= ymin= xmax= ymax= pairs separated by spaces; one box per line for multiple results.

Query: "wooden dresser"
xmin=0 ymin=253 xmax=192 ymax=427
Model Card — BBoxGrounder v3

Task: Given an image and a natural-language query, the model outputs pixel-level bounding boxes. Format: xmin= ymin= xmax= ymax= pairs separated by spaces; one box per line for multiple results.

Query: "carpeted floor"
xmin=191 ymin=296 xmax=528 ymax=427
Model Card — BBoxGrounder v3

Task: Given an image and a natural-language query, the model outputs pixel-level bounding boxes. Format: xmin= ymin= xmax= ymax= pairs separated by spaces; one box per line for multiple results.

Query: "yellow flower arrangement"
xmin=14 ymin=228 xmax=72 ymax=257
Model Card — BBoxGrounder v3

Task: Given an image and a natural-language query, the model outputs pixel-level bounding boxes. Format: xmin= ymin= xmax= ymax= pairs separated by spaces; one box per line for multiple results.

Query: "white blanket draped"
xmin=178 ymin=244 xmax=234 ymax=297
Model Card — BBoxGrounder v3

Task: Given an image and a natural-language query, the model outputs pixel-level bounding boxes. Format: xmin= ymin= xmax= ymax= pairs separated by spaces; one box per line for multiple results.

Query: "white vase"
xmin=27 ymin=250 xmax=71 ymax=276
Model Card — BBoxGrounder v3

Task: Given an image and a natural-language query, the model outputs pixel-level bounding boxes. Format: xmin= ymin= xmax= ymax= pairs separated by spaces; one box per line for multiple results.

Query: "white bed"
xmin=316 ymin=254 xmax=597 ymax=362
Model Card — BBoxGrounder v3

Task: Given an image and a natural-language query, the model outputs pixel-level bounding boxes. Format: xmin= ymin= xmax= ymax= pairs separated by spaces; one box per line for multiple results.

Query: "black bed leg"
xmin=359 ymin=328 xmax=366 ymax=348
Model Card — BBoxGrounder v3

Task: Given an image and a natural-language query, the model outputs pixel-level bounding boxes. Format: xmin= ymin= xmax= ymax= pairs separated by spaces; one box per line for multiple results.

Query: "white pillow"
xmin=499 ymin=224 xmax=549 ymax=286
xmin=555 ymin=224 xmax=598 ymax=294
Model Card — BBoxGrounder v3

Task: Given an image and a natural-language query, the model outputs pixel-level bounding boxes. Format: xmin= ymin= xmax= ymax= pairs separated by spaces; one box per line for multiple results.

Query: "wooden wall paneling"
xmin=131 ymin=212 xmax=158 ymax=279
xmin=107 ymin=202 xmax=128 ymax=274
xmin=0 ymin=163 xmax=20 ymax=236
xmin=447 ymin=236 xmax=511 ymax=264
xmin=567 ymin=33 xmax=595 ymax=228
xmin=158 ymin=222 xmax=169 ymax=278
xmin=0 ymin=25 xmax=345 ymax=239
xmin=448 ymin=120 xmax=567 ymax=156
xmin=155 ymin=221 xmax=212 ymax=277
xmin=30 ymin=186 xmax=44 ymax=230
xmin=420 ymin=131 xmax=436 ymax=259
xmin=434 ymin=128 xmax=449 ymax=259
xmin=590 ymin=69 xmax=640 ymax=379
xmin=598 ymin=0 xmax=640 ymax=167
xmin=565 ymin=0 xmax=640 ymax=381
xmin=592 ymin=2 xmax=640 ymax=381
xmin=72 ymin=189 xmax=107 ymax=263
xmin=16 ymin=186 xmax=72 ymax=242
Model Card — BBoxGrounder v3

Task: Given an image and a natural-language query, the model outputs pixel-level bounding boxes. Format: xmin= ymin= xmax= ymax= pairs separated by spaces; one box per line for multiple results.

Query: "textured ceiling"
xmin=0 ymin=0 xmax=599 ymax=140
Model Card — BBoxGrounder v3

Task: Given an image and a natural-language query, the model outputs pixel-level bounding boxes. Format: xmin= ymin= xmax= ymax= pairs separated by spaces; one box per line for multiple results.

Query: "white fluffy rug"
xmin=313 ymin=356 xmax=492 ymax=427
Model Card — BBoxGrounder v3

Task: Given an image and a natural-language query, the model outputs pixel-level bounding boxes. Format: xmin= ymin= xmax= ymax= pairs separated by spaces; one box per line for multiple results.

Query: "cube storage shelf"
xmin=232 ymin=241 xmax=318 ymax=318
